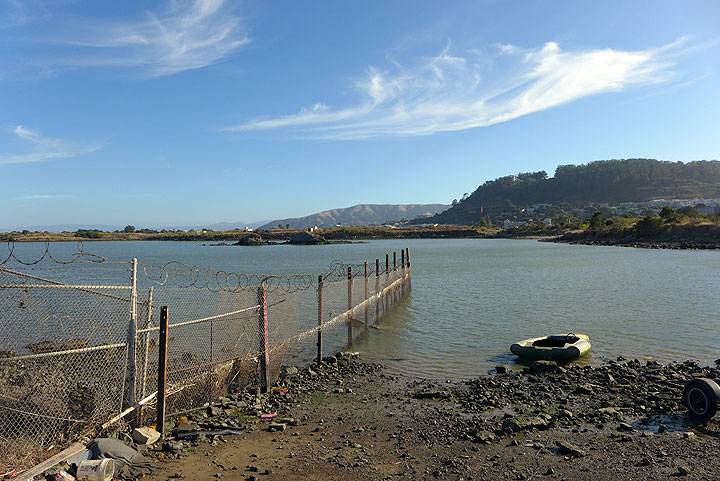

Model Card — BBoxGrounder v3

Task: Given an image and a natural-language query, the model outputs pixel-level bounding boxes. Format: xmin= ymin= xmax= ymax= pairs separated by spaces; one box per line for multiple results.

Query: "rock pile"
xmin=448 ymin=358 xmax=716 ymax=441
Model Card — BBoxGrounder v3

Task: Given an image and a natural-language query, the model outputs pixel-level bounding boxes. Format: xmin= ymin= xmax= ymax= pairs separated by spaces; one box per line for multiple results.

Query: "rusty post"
xmin=257 ymin=283 xmax=270 ymax=393
xmin=157 ymin=306 xmax=169 ymax=439
xmin=401 ymin=249 xmax=405 ymax=270
xmin=393 ymin=251 xmax=397 ymax=271
xmin=406 ymin=247 xmax=411 ymax=269
xmin=347 ymin=266 xmax=353 ymax=347
xmin=317 ymin=275 xmax=323 ymax=365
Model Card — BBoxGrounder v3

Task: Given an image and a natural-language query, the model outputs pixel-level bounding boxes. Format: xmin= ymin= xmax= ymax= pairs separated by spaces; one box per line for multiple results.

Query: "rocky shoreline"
xmin=128 ymin=354 xmax=720 ymax=481
xmin=553 ymin=237 xmax=720 ymax=250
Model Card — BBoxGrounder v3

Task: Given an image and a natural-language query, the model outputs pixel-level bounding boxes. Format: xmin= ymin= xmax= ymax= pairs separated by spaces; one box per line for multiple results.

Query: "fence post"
xmin=257 ymin=283 xmax=270 ymax=393
xmin=347 ymin=266 xmax=353 ymax=347
xmin=385 ymin=254 xmax=390 ymax=312
xmin=157 ymin=306 xmax=169 ymax=439
xmin=317 ymin=275 xmax=323 ymax=365
xmin=375 ymin=258 xmax=380 ymax=321
xmin=138 ymin=286 xmax=153 ymax=424
xmin=140 ymin=287 xmax=154 ymax=399
xmin=363 ymin=261 xmax=369 ymax=330
xmin=125 ymin=258 xmax=138 ymax=409
xmin=401 ymin=249 xmax=405 ymax=270
xmin=393 ymin=251 xmax=397 ymax=271
xmin=406 ymin=247 xmax=411 ymax=269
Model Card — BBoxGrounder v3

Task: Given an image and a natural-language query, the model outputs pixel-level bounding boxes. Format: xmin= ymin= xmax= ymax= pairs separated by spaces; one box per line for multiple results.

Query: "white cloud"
xmin=47 ymin=0 xmax=248 ymax=77
xmin=225 ymin=38 xmax=688 ymax=139
xmin=14 ymin=194 xmax=76 ymax=200
xmin=0 ymin=125 xmax=103 ymax=165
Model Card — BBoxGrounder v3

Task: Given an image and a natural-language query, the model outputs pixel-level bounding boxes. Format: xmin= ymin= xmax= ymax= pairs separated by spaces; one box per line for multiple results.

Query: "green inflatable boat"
xmin=510 ymin=333 xmax=591 ymax=362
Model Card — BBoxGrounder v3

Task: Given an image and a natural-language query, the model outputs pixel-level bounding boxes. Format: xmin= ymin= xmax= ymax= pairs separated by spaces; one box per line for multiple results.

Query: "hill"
xmin=426 ymin=159 xmax=720 ymax=225
xmin=260 ymin=204 xmax=449 ymax=229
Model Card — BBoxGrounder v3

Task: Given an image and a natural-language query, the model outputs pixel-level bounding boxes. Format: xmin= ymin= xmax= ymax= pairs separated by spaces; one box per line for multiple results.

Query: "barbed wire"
xmin=141 ymin=257 xmax=399 ymax=293
xmin=0 ymin=241 xmax=107 ymax=266
xmin=0 ymin=240 xmax=402 ymax=293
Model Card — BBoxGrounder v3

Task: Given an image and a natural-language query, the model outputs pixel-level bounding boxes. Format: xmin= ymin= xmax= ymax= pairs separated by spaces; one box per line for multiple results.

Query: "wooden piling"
xmin=257 ymin=284 xmax=270 ymax=393
xmin=393 ymin=251 xmax=397 ymax=271
xmin=401 ymin=249 xmax=405 ymax=270
xmin=317 ymin=275 xmax=323 ymax=365
xmin=157 ymin=306 xmax=169 ymax=439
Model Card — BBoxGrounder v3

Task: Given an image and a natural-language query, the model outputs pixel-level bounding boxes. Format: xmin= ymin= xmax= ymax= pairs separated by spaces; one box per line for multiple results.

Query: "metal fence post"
xmin=375 ymin=258 xmax=380 ymax=321
xmin=140 ymin=287 xmax=153 ymax=399
xmin=157 ymin=306 xmax=169 ymax=439
xmin=125 ymin=258 xmax=138 ymax=409
xmin=363 ymin=261 xmax=369 ymax=330
xmin=406 ymin=247 xmax=411 ymax=269
xmin=138 ymin=286 xmax=153 ymax=424
xmin=347 ymin=266 xmax=353 ymax=347
xmin=393 ymin=251 xmax=397 ymax=271
xmin=317 ymin=275 xmax=323 ymax=365
xmin=257 ymin=283 xmax=270 ymax=393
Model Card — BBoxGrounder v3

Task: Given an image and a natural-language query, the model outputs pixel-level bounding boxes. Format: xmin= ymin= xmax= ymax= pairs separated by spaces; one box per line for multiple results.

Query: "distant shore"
xmin=0 ymin=225 xmax=492 ymax=243
xmin=552 ymin=223 xmax=720 ymax=250
xmin=4 ymin=222 xmax=720 ymax=250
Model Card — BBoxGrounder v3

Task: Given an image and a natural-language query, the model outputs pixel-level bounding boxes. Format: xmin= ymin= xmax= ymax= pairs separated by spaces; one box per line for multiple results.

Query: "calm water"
xmin=5 ymin=239 xmax=720 ymax=379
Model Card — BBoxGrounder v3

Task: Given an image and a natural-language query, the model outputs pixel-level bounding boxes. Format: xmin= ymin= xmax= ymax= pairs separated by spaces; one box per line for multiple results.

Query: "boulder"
xmin=234 ymin=233 xmax=264 ymax=246
xmin=288 ymin=231 xmax=327 ymax=245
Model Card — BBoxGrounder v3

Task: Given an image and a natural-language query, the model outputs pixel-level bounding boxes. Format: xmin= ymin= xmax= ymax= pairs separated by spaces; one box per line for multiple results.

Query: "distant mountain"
xmin=424 ymin=159 xmax=720 ymax=225
xmin=167 ymin=221 xmax=269 ymax=231
xmin=260 ymin=204 xmax=450 ymax=229
xmin=1 ymin=220 xmax=270 ymax=233
xmin=206 ymin=220 xmax=269 ymax=230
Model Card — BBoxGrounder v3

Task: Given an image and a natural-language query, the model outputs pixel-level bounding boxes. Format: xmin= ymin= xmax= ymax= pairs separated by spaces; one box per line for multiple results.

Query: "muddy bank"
xmin=132 ymin=354 xmax=720 ymax=481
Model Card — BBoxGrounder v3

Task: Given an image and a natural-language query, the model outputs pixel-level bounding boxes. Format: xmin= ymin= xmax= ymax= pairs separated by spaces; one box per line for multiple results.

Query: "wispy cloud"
xmin=224 ymin=38 xmax=689 ymax=139
xmin=49 ymin=0 xmax=249 ymax=77
xmin=0 ymin=125 xmax=103 ymax=165
xmin=14 ymin=194 xmax=76 ymax=201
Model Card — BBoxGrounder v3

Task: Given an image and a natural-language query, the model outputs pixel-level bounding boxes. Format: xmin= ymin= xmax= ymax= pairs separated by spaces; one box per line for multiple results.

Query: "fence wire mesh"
xmin=0 ymin=264 xmax=132 ymax=469
xmin=0 ymin=245 xmax=411 ymax=472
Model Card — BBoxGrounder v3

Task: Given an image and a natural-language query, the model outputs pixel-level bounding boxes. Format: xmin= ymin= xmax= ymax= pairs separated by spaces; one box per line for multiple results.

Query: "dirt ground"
xmin=143 ymin=357 xmax=720 ymax=481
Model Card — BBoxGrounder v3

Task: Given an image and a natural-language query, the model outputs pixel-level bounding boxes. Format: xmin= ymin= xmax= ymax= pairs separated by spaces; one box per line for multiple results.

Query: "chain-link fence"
xmin=0 ymin=245 xmax=412 ymax=472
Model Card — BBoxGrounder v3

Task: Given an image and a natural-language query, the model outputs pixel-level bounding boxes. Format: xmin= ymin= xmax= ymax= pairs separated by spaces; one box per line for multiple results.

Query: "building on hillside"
xmin=503 ymin=219 xmax=526 ymax=229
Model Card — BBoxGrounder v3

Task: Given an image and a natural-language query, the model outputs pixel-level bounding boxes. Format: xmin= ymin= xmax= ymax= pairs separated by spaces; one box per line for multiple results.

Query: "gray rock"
xmin=529 ymin=360 xmax=559 ymax=374
xmin=268 ymin=423 xmax=287 ymax=432
xmin=502 ymin=416 xmax=548 ymax=433
xmin=555 ymin=440 xmax=586 ymax=458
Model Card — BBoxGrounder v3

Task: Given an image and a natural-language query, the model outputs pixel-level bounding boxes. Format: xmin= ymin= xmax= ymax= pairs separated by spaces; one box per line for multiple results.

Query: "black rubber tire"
xmin=683 ymin=378 xmax=720 ymax=422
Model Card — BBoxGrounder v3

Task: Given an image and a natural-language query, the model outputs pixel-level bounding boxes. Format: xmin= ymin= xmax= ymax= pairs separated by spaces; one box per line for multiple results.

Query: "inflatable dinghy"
xmin=510 ymin=333 xmax=591 ymax=362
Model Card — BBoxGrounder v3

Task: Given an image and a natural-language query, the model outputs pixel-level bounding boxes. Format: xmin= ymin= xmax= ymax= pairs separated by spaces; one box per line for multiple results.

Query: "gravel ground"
xmin=141 ymin=354 xmax=720 ymax=481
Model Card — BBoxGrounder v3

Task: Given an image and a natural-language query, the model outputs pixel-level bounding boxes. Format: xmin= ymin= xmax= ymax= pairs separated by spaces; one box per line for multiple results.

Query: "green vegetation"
xmin=428 ymin=159 xmax=720 ymax=226
xmin=557 ymin=207 xmax=720 ymax=248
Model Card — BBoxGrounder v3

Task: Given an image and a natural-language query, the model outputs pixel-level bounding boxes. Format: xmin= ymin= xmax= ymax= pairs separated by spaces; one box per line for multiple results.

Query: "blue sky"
xmin=1 ymin=0 xmax=718 ymax=229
